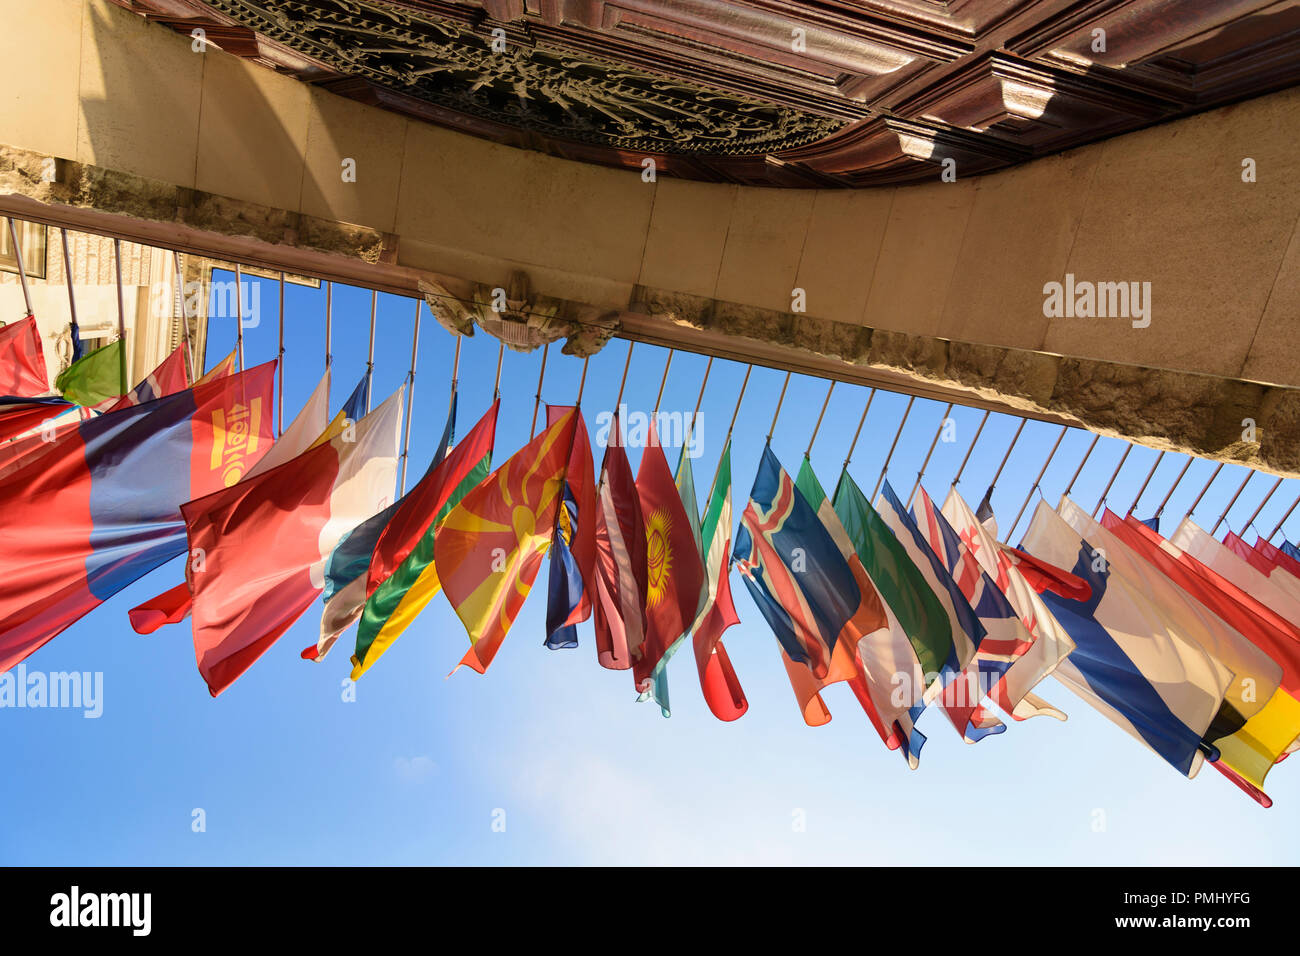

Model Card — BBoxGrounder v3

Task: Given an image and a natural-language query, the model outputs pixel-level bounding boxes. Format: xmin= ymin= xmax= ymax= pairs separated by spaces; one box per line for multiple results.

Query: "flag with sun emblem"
xmin=633 ymin=420 xmax=705 ymax=696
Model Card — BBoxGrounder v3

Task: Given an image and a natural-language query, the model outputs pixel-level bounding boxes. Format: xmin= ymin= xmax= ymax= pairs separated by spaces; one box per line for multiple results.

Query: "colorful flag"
xmin=1171 ymin=518 xmax=1300 ymax=623
xmin=54 ymin=339 xmax=123 ymax=407
xmin=1253 ymin=536 xmax=1300 ymax=582
xmin=1022 ymin=499 xmax=1232 ymax=777
xmin=194 ymin=350 xmax=237 ymax=386
xmin=0 ymin=363 xmax=276 ymax=673
xmin=590 ymin=412 xmax=647 ymax=670
xmin=186 ymin=388 xmax=404 ymax=696
xmin=1224 ymin=531 xmax=1300 ymax=607
xmin=634 ymin=421 xmax=706 ymax=699
xmin=690 ymin=441 xmax=747 ymax=722
xmin=347 ymin=400 xmax=497 ymax=679
xmin=1282 ymin=539 xmax=1300 ymax=566
xmin=544 ymin=405 xmax=597 ymax=651
xmin=101 ymin=344 xmax=190 ymax=412
xmin=438 ymin=407 xmax=578 ymax=675
xmin=940 ymin=486 xmax=1073 ymax=721
xmin=0 ymin=316 xmax=48 ymax=397
xmin=128 ymin=369 xmax=334 ymax=636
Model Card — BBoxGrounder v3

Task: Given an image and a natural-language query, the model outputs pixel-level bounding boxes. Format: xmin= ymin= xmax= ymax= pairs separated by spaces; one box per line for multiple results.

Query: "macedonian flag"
xmin=438 ymin=407 xmax=579 ymax=675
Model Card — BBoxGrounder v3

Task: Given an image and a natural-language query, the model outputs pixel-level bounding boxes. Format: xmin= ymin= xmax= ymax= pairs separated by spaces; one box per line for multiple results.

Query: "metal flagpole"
xmin=1009 ymin=424 xmax=1068 ymax=538
xmin=171 ymin=249 xmax=195 ymax=383
xmin=62 ymin=229 xmax=82 ymax=360
xmin=805 ymin=380 xmax=835 ymax=459
xmin=1185 ymin=461 xmax=1225 ymax=523
xmin=908 ymin=402 xmax=953 ymax=503
xmin=449 ymin=334 xmax=462 ymax=409
xmin=492 ymin=341 xmax=504 ymax=400
xmin=1154 ymin=454 xmax=1195 ymax=523
xmin=1063 ymin=433 xmax=1099 ymax=497
xmin=684 ymin=355 xmax=713 ymax=452
xmin=766 ymin=371 xmax=792 ymax=444
xmin=1126 ymin=450 xmax=1165 ymax=517
xmin=872 ymin=394 xmax=914 ymax=500
xmin=951 ymin=409 xmax=990 ymax=487
xmin=276 ymin=271 xmax=285 ymax=435
xmin=653 ymin=349 xmax=674 ymax=415
xmin=529 ymin=343 xmax=549 ymax=440
xmin=233 ymin=262 xmax=245 ymax=371
xmin=399 ymin=298 xmax=422 ymax=493
xmin=844 ymin=388 xmax=876 ymax=468
xmin=5 ymin=218 xmax=33 ymax=319
xmin=575 ymin=355 xmax=589 ymax=406
xmin=613 ymin=341 xmax=634 ymax=412
xmin=706 ymin=363 xmax=751 ymax=505
xmin=365 ymin=289 xmax=377 ymax=413
xmin=1211 ymin=469 xmax=1255 ymax=535
xmin=1268 ymin=493 xmax=1300 ymax=542
xmin=323 ymin=279 xmax=332 ymax=369
xmin=1242 ymin=475 xmax=1283 ymax=538
xmin=1092 ymin=442 xmax=1132 ymax=517
xmin=113 ymin=238 xmax=128 ymax=394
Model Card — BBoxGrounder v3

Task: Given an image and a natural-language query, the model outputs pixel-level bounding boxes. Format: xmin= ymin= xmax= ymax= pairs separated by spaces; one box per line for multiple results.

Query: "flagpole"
xmin=234 ymin=261 xmax=245 ymax=372
xmin=1242 ymin=475 xmax=1283 ymax=538
xmin=1268 ymin=493 xmax=1300 ymax=542
xmin=951 ymin=409 xmax=989 ymax=486
xmin=5 ymin=217 xmax=33 ymax=319
xmin=113 ymin=237 xmax=128 ymax=395
xmin=1211 ymin=469 xmax=1254 ymax=535
xmin=1185 ymin=461 xmax=1224 ymax=524
xmin=705 ymin=363 xmax=750 ymax=505
xmin=550 ymin=354 xmax=592 ymax=541
xmin=766 ymin=371 xmax=792 ymax=444
xmin=529 ymin=343 xmax=549 ymax=440
xmin=597 ymin=341 xmax=636 ymax=492
xmin=1153 ymin=454 xmax=1194 ymax=523
xmin=804 ymin=380 xmax=835 ymax=459
xmin=844 ymin=388 xmax=876 ymax=469
xmin=365 ymin=289 xmax=377 ymax=413
xmin=872 ymin=395 xmax=914 ymax=500
xmin=685 ymin=355 xmax=712 ymax=451
xmin=169 ymin=250 xmax=194 ymax=383
xmin=908 ymin=401 xmax=953 ymax=503
xmin=324 ymin=279 xmax=332 ymax=370
xmin=653 ymin=349 xmax=674 ymax=416
xmin=399 ymin=297 xmax=421 ymax=493
xmin=276 ymin=271 xmax=286 ymax=435
xmin=1008 ymin=424 xmax=1068 ymax=538
xmin=1092 ymin=442 xmax=1132 ymax=517
xmin=449 ymin=334 xmax=462 ymax=408
xmin=62 ymin=228 xmax=82 ymax=362
xmin=1126 ymin=450 xmax=1165 ymax=517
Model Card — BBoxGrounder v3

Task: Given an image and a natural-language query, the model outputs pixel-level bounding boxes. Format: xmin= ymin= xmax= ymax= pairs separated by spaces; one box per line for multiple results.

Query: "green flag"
xmin=54 ymin=340 xmax=123 ymax=407
xmin=831 ymin=469 xmax=953 ymax=685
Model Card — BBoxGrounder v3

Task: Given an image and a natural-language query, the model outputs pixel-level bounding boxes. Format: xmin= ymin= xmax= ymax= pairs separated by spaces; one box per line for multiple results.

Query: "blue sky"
xmin=2 ymin=270 xmax=1297 ymax=866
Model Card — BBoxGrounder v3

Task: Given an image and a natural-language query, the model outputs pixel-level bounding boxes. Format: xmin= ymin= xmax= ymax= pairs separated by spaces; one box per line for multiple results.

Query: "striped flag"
xmin=100 ymin=344 xmax=190 ymax=412
xmin=590 ymin=412 xmax=647 ymax=670
xmin=1171 ymin=518 xmax=1300 ymax=623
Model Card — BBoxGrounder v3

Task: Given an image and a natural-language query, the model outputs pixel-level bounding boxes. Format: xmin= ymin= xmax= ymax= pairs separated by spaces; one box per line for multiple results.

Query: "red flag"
xmin=102 ymin=344 xmax=191 ymax=411
xmin=1254 ymin=536 xmax=1300 ymax=581
xmin=0 ymin=316 xmax=48 ymax=397
xmin=633 ymin=421 xmax=705 ymax=693
xmin=549 ymin=404 xmax=596 ymax=626
xmin=591 ymin=412 xmax=647 ymax=670
xmin=999 ymin=544 xmax=1092 ymax=600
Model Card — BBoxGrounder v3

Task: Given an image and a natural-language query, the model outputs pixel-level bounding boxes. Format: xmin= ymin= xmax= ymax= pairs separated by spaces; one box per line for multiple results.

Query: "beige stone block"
xmin=195 ymin=51 xmax=310 ymax=211
xmin=939 ymin=148 xmax=1099 ymax=351
xmin=300 ymin=88 xmax=408 ymax=233
xmin=1046 ymin=86 xmax=1300 ymax=378
xmin=1242 ymin=214 xmax=1300 ymax=388
xmin=0 ymin=0 xmax=85 ymax=161
xmin=863 ymin=179 xmax=977 ymax=337
xmin=638 ymin=178 xmax=736 ymax=298
xmin=714 ymin=187 xmax=816 ymax=311
xmin=395 ymin=123 xmax=653 ymax=286
xmin=794 ymin=188 xmax=894 ymax=325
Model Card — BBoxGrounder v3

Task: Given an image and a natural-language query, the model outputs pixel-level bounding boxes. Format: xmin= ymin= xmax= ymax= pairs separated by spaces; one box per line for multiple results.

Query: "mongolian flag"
xmin=54 ymin=339 xmax=123 ymax=407
xmin=100 ymin=344 xmax=190 ymax=412
xmin=1022 ymin=499 xmax=1232 ymax=777
xmin=0 ymin=316 xmax=48 ymax=397
xmin=590 ymin=411 xmax=647 ymax=670
xmin=438 ymin=406 xmax=579 ymax=675
xmin=689 ymin=441 xmax=747 ymax=722
xmin=129 ymin=369 xmax=334 ymax=635
xmin=1101 ymin=510 xmax=1300 ymax=804
xmin=940 ymin=487 xmax=1074 ymax=721
xmin=0 ymin=362 xmax=276 ymax=673
xmin=544 ymin=405 xmax=596 ymax=650
xmin=345 ymin=399 xmax=496 ymax=679
xmin=633 ymin=421 xmax=705 ymax=698
xmin=186 ymin=388 xmax=404 ymax=696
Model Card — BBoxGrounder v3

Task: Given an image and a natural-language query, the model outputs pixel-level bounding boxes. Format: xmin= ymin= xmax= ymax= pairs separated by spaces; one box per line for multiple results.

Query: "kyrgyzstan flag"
xmin=591 ymin=411 xmax=647 ymax=670
xmin=0 ymin=362 xmax=277 ymax=673
xmin=0 ymin=316 xmax=49 ymax=397
xmin=186 ymin=388 xmax=404 ymax=696
xmin=633 ymin=420 xmax=705 ymax=695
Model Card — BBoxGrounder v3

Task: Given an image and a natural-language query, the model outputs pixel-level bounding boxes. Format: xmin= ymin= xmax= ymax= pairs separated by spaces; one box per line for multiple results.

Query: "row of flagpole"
xmin=8 ymin=213 xmax=1300 ymax=550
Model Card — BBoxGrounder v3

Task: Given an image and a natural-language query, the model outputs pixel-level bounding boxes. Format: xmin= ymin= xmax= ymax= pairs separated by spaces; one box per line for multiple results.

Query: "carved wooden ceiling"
xmin=116 ymin=0 xmax=1300 ymax=187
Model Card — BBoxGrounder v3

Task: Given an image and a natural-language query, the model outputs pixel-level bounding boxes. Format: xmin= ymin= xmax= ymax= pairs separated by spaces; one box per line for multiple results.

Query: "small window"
xmin=0 ymin=220 xmax=48 ymax=280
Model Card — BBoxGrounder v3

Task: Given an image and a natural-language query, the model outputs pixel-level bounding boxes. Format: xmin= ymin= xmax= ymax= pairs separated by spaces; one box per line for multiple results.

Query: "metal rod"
xmin=872 ymin=395 xmax=914 ymax=500
xmin=613 ymin=341 xmax=634 ymax=412
xmin=707 ymin=364 xmax=752 ymax=505
xmin=492 ymin=342 xmax=504 ymax=400
xmin=62 ymin=228 xmax=81 ymax=361
xmin=1212 ymin=469 xmax=1255 ymax=535
xmin=653 ymin=349 xmax=674 ymax=416
xmin=529 ymin=343 xmax=549 ymax=440
xmin=234 ymin=261 xmax=245 ymax=372
xmin=1009 ymin=425 xmax=1068 ymax=536
xmin=1093 ymin=443 xmax=1132 ymax=518
xmin=844 ymin=388 xmax=876 ymax=468
xmin=1186 ymin=461 xmax=1225 ymax=521
xmin=1243 ymin=475 xmax=1283 ymax=538
xmin=766 ymin=371 xmax=792 ymax=443
xmin=951 ymin=410 xmax=990 ymax=486
xmin=685 ymin=355 xmax=713 ymax=449
xmin=805 ymin=380 xmax=835 ymax=459
xmin=1155 ymin=455 xmax=1195 ymax=520
xmin=323 ymin=279 xmax=332 ymax=369
xmin=276 ymin=271 xmax=285 ymax=434
xmin=399 ymin=298 xmax=422 ymax=493
xmin=1126 ymin=450 xmax=1165 ymax=517
xmin=113 ymin=237 xmax=127 ymax=394
xmin=1268 ymin=493 xmax=1300 ymax=542
xmin=5 ymin=218 xmax=33 ymax=318
xmin=448 ymin=334 xmax=462 ymax=412
xmin=170 ymin=249 xmax=194 ymax=383
xmin=1063 ymin=433 xmax=1100 ymax=497
xmin=575 ymin=355 xmax=589 ymax=407
xmin=365 ymin=289 xmax=377 ymax=413
xmin=989 ymin=418 xmax=1027 ymax=492
xmin=909 ymin=402 xmax=953 ymax=503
